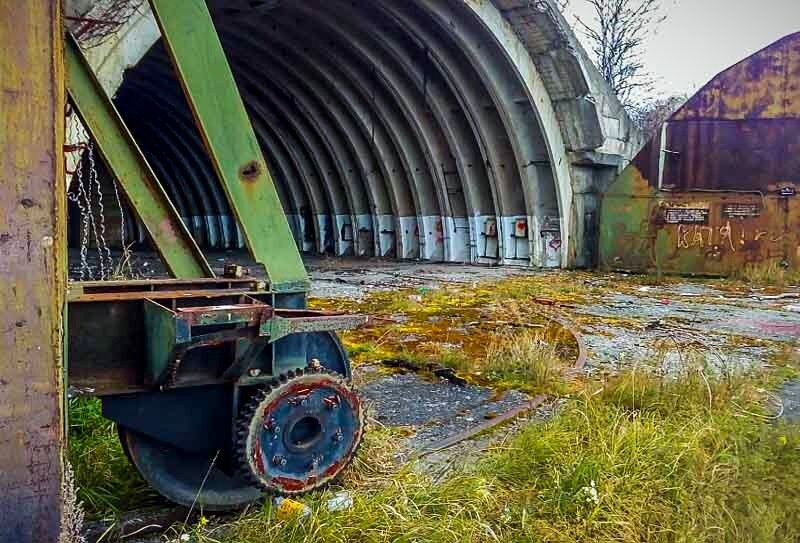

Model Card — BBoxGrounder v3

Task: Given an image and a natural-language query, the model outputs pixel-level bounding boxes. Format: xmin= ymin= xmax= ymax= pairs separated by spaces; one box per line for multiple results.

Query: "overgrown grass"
xmin=69 ymin=359 xmax=800 ymax=541
xmin=183 ymin=365 xmax=800 ymax=542
xmin=463 ymin=329 xmax=566 ymax=394
xmin=67 ymin=272 xmax=800 ymax=538
xmin=67 ymin=397 xmax=160 ymax=519
xmin=485 ymin=368 xmax=800 ymax=542
xmin=734 ymin=260 xmax=800 ymax=288
xmin=331 ymin=280 xmax=583 ymax=393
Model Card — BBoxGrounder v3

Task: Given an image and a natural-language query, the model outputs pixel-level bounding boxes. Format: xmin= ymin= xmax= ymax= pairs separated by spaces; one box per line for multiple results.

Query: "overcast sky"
xmin=563 ymin=0 xmax=800 ymax=97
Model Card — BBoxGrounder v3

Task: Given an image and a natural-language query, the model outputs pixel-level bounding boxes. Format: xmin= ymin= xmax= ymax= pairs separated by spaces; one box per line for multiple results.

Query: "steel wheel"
xmin=118 ymin=426 xmax=262 ymax=511
xmin=235 ymin=367 xmax=364 ymax=495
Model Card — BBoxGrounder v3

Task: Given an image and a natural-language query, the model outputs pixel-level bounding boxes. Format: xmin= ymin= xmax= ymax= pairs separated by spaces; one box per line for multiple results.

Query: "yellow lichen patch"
xmin=310 ymin=274 xmax=598 ymax=393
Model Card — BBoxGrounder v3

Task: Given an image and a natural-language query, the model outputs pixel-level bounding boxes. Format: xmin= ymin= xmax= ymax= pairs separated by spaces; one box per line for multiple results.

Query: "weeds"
xmin=734 ymin=260 xmax=800 ymax=288
xmin=479 ymin=330 xmax=565 ymax=394
xmin=185 ymin=366 xmax=800 ymax=542
xmin=67 ymin=271 xmax=800 ymax=540
xmin=67 ymin=397 xmax=160 ymax=519
xmin=58 ymin=460 xmax=86 ymax=543
xmin=486 ymin=367 xmax=800 ymax=542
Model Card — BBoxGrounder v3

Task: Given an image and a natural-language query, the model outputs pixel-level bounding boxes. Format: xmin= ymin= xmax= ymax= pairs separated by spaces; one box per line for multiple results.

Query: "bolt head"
xmin=272 ymin=455 xmax=287 ymax=467
xmin=249 ymin=368 xmax=262 ymax=378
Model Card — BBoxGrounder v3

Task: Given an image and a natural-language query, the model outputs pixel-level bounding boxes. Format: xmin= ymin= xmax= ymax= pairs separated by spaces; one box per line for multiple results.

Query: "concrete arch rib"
xmin=410 ymin=0 xmax=566 ymax=267
xmin=234 ymin=71 xmax=352 ymax=257
xmin=324 ymin=0 xmax=488 ymax=264
xmin=374 ymin=0 xmax=523 ymax=263
xmin=280 ymin=4 xmax=451 ymax=262
xmin=121 ymin=111 xmax=203 ymax=242
xmin=116 ymin=78 xmax=230 ymax=248
xmin=261 ymin=150 xmax=298 ymax=240
xmin=252 ymin=120 xmax=316 ymax=253
xmin=253 ymin=15 xmax=435 ymax=261
xmin=219 ymin=30 xmax=389 ymax=258
xmin=91 ymin=0 xmax=633 ymax=269
xmin=220 ymin=33 xmax=375 ymax=257
xmin=449 ymin=0 xmax=576 ymax=268
xmin=222 ymin=26 xmax=411 ymax=259
xmin=143 ymin=55 xmax=251 ymax=249
xmin=246 ymin=99 xmax=334 ymax=255
xmin=119 ymin=56 xmax=248 ymax=248
xmin=258 ymin=138 xmax=305 ymax=251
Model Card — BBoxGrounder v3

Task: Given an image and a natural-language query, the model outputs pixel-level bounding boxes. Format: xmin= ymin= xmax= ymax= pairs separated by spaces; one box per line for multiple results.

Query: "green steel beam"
xmin=65 ymin=35 xmax=213 ymax=279
xmin=149 ymin=0 xmax=310 ymax=293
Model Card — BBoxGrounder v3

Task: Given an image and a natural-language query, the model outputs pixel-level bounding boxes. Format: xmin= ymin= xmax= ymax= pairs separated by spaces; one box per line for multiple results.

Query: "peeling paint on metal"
xmin=600 ymin=32 xmax=800 ymax=275
xmin=0 ymin=1 xmax=66 ymax=540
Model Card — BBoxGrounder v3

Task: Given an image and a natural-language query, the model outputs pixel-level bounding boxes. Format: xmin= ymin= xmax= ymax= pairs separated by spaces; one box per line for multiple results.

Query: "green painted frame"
xmin=149 ymin=0 xmax=309 ymax=293
xmin=65 ymin=34 xmax=213 ymax=279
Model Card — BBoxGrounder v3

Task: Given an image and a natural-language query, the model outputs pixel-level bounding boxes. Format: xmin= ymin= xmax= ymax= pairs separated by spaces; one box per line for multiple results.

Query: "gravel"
xmin=359 ymin=369 xmax=532 ymax=450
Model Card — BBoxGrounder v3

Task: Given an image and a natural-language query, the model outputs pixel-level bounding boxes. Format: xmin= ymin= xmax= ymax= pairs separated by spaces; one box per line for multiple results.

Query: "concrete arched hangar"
xmin=76 ymin=0 xmax=641 ymax=268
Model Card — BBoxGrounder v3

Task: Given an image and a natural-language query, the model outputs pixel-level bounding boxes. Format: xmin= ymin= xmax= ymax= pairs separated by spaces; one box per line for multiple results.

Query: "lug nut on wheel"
xmin=272 ymin=455 xmax=287 ymax=467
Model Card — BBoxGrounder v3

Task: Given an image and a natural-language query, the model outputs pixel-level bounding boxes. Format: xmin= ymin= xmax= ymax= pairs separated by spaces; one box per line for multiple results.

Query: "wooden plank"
xmin=0 ymin=1 xmax=66 ymax=541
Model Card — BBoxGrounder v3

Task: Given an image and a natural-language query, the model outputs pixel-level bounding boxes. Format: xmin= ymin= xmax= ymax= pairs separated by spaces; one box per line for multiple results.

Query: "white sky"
xmin=563 ymin=0 xmax=800 ymax=97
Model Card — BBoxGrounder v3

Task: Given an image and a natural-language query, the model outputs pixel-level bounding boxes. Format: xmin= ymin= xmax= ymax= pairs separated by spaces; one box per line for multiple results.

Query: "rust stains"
xmin=0 ymin=1 xmax=66 ymax=540
xmin=238 ymin=160 xmax=262 ymax=182
xmin=600 ymin=32 xmax=800 ymax=275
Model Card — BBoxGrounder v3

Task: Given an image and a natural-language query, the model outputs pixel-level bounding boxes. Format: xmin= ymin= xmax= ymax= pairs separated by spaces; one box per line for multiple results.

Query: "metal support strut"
xmin=149 ymin=0 xmax=309 ymax=292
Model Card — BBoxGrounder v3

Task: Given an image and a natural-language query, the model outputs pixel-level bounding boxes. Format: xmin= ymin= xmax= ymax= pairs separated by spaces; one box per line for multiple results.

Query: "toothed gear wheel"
xmin=236 ymin=367 xmax=364 ymax=495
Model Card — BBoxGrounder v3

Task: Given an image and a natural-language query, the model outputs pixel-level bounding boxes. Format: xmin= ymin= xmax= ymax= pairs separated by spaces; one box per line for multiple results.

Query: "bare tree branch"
xmin=574 ymin=0 xmax=667 ymax=109
xmin=555 ymin=0 xmax=572 ymax=12
xmin=628 ymin=93 xmax=687 ymax=138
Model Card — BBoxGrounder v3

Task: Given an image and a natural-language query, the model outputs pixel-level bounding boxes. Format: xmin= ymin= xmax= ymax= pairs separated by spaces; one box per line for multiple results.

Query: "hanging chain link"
xmin=87 ymin=142 xmax=111 ymax=279
xmin=67 ymin=144 xmax=92 ymax=280
xmin=65 ymin=104 xmax=136 ymax=280
xmin=111 ymin=175 xmax=134 ymax=278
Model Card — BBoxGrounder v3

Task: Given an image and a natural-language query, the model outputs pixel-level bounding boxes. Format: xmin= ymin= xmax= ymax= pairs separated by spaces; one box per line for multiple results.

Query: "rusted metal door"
xmin=0 ymin=1 xmax=66 ymax=541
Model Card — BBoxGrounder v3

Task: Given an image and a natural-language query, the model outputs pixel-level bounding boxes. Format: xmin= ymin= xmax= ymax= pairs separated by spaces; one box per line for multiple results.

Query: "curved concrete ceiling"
xmin=69 ymin=0 xmax=642 ymax=268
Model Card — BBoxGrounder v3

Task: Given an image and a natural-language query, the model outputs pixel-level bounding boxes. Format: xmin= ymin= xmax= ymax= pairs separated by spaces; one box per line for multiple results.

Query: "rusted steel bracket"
xmin=67 ymin=277 xmax=269 ymax=302
xmin=65 ymin=34 xmax=213 ymax=279
xmin=266 ymin=310 xmax=369 ymax=343
xmin=143 ymin=297 xmax=366 ymax=385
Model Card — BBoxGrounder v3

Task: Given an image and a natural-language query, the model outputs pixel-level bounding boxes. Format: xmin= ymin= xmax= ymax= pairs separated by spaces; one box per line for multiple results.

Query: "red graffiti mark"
xmin=757 ymin=322 xmax=800 ymax=336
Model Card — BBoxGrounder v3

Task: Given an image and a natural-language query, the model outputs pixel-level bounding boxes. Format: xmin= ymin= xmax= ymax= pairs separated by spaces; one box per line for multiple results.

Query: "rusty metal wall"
xmin=600 ymin=32 xmax=800 ymax=275
xmin=0 ymin=1 xmax=66 ymax=541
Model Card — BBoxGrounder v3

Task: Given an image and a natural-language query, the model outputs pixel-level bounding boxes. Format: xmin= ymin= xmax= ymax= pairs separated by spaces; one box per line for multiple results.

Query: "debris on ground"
xmin=325 ymin=491 xmax=354 ymax=512
xmin=274 ymin=497 xmax=311 ymax=521
xmin=360 ymin=369 xmax=533 ymax=451
xmin=72 ymin=254 xmax=800 ymax=542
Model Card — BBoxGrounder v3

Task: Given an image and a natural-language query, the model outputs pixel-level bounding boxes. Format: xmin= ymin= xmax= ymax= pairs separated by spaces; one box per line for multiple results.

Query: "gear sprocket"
xmin=235 ymin=366 xmax=364 ymax=495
